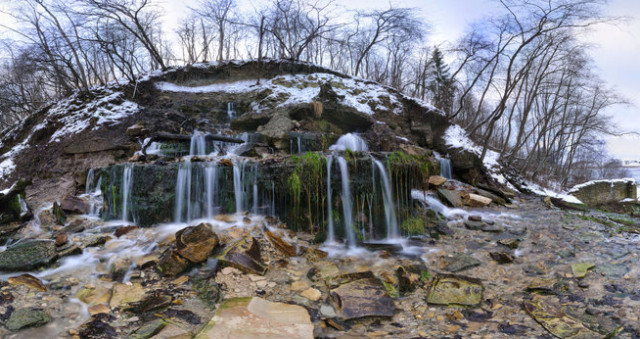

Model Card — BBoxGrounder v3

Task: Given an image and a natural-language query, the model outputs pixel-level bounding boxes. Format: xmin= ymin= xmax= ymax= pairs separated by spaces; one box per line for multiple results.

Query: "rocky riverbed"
xmin=0 ymin=194 xmax=638 ymax=339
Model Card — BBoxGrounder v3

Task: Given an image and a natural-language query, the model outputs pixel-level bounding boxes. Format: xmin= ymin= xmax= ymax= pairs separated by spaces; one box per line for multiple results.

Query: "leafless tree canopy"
xmin=0 ymin=0 xmax=627 ymax=188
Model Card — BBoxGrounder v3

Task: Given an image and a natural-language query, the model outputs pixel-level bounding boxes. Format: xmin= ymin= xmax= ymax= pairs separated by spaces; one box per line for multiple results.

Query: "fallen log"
xmin=155 ymin=132 xmax=244 ymax=144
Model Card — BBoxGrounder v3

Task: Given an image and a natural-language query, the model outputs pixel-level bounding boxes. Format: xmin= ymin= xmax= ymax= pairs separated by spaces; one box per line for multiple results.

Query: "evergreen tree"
xmin=427 ymin=47 xmax=455 ymax=115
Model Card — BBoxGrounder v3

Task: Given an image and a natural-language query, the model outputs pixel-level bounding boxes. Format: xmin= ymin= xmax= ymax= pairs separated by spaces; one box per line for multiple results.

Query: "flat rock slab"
xmin=437 ymin=189 xmax=463 ymax=207
xmin=110 ymin=283 xmax=146 ymax=308
xmin=426 ymin=274 xmax=484 ymax=307
xmin=195 ymin=297 xmax=314 ymax=339
xmin=5 ymin=308 xmax=52 ymax=331
xmin=524 ymin=296 xmax=621 ymax=338
xmin=571 ymin=263 xmax=595 ymax=279
xmin=446 ymin=254 xmax=481 ymax=273
xmin=330 ymin=275 xmax=395 ymax=320
xmin=0 ymin=240 xmax=57 ymax=271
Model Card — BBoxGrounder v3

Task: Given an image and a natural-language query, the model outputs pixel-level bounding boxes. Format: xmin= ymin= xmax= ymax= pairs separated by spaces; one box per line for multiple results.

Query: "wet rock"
xmin=55 ymin=233 xmax=68 ymax=246
xmin=0 ymin=240 xmax=57 ymax=271
xmin=437 ymin=189 xmax=463 ymax=207
xmin=428 ymin=175 xmax=447 ymax=187
xmin=498 ymin=238 xmax=520 ymax=249
xmin=214 ymin=214 xmax=236 ymax=223
xmin=231 ymin=112 xmax=273 ymax=131
xmin=597 ymin=263 xmax=629 ymax=278
xmin=109 ymin=283 xmax=146 ymax=308
xmin=158 ymin=249 xmax=189 ymax=276
xmin=127 ymin=294 xmax=173 ymax=313
xmin=426 ymin=274 xmax=484 ymax=307
xmin=465 ymin=220 xmax=503 ymax=233
xmin=468 ymin=215 xmax=482 ymax=222
xmin=463 ymin=193 xmax=492 ymax=207
xmin=523 ymin=296 xmax=616 ymax=338
xmin=329 ymin=272 xmax=395 ymax=320
xmin=114 ymin=225 xmax=139 ymax=237
xmin=131 ymin=319 xmax=166 ymax=339
xmin=301 ymin=288 xmax=322 ymax=301
xmin=195 ymin=297 xmax=313 ymax=339
xmin=127 ymin=123 xmax=147 ymax=138
xmin=191 ymin=274 xmax=222 ymax=310
xmin=571 ymin=263 xmax=595 ymax=279
xmin=7 ymin=274 xmax=46 ymax=292
xmin=52 ymin=201 xmax=66 ymax=225
xmin=218 ymin=237 xmax=267 ymax=276
xmin=265 ymin=229 xmax=296 ymax=257
xmin=79 ymin=314 xmax=117 ymax=338
xmin=76 ymin=286 xmax=112 ymax=306
xmin=176 ymin=223 xmax=219 ymax=263
xmin=489 ymin=251 xmax=514 ymax=264
xmin=88 ymin=304 xmax=111 ymax=316
xmin=4 ymin=307 xmax=51 ymax=331
xmin=446 ymin=254 xmax=481 ymax=273
xmin=361 ymin=242 xmax=404 ymax=254
xmin=0 ymin=179 xmax=31 ymax=224
xmin=525 ymin=278 xmax=569 ymax=295
xmin=60 ymin=195 xmax=90 ymax=214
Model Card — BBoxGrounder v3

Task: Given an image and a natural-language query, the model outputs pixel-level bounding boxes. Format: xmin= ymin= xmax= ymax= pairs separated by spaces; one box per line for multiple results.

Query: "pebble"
xmin=290 ymin=280 xmax=310 ymax=291
xmin=300 ymin=288 xmax=321 ymax=301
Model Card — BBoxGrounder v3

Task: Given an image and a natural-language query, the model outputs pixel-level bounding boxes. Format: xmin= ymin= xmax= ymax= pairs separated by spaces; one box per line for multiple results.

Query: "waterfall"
xmin=205 ymin=164 xmax=218 ymax=219
xmin=326 ymin=155 xmax=335 ymax=243
xmin=337 ymin=156 xmax=356 ymax=248
xmin=190 ymin=130 xmax=207 ymax=156
xmin=372 ymin=158 xmax=399 ymax=239
xmin=251 ymin=164 xmax=259 ymax=214
xmin=329 ymin=133 xmax=368 ymax=152
xmin=233 ymin=158 xmax=247 ymax=213
xmin=86 ymin=168 xmax=95 ymax=193
xmin=227 ymin=102 xmax=236 ymax=120
xmin=434 ymin=152 xmax=452 ymax=179
xmin=174 ymin=161 xmax=191 ymax=223
xmin=297 ymin=136 xmax=302 ymax=154
xmin=121 ymin=164 xmax=134 ymax=222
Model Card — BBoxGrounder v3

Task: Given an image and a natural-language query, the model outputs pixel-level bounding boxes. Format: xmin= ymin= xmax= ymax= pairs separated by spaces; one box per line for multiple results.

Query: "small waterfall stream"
xmin=434 ymin=152 xmax=453 ymax=179
xmin=121 ymin=164 xmax=134 ymax=222
xmin=326 ymin=155 xmax=335 ymax=243
xmin=337 ymin=156 xmax=357 ymax=248
xmin=372 ymin=157 xmax=399 ymax=240
xmin=84 ymin=169 xmax=102 ymax=217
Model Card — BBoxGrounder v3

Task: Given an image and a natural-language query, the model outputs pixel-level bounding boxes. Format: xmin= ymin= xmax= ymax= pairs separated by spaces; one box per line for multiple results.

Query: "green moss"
xmin=401 ymin=216 xmax=425 ymax=235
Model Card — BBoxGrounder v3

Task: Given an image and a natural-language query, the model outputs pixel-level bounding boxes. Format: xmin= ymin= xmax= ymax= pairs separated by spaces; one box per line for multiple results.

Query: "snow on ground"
xmin=443 ymin=124 xmax=503 ymax=180
xmin=155 ymin=72 xmax=405 ymax=116
xmin=567 ymin=178 xmax=636 ymax=193
xmin=0 ymin=86 xmax=138 ymax=185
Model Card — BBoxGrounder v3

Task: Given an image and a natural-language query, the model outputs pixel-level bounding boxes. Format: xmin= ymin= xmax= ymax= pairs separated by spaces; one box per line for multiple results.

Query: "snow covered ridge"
xmin=567 ymin=178 xmax=636 ymax=193
xmin=156 ymin=72 xmax=405 ymax=116
xmin=0 ymin=86 xmax=138 ymax=181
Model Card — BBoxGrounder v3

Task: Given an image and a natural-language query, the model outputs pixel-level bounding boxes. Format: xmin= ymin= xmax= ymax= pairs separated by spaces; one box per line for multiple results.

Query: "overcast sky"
xmin=2 ymin=0 xmax=640 ymax=159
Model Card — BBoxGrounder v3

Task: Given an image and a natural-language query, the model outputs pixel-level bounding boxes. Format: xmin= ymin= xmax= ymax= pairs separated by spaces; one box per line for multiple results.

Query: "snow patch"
xmin=443 ymin=124 xmax=502 ymax=182
xmin=568 ymin=178 xmax=636 ymax=193
xmin=521 ymin=180 xmax=584 ymax=205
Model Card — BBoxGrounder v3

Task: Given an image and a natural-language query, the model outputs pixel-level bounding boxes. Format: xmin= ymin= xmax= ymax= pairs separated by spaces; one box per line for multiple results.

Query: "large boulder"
xmin=4 ymin=308 xmax=52 ymax=331
xmin=568 ymin=179 xmax=636 ymax=206
xmin=329 ymin=272 xmax=395 ymax=320
xmin=60 ymin=195 xmax=90 ymax=214
xmin=176 ymin=223 xmax=219 ymax=263
xmin=0 ymin=240 xmax=57 ymax=271
xmin=0 ymin=179 xmax=32 ymax=225
xmin=426 ymin=274 xmax=484 ymax=307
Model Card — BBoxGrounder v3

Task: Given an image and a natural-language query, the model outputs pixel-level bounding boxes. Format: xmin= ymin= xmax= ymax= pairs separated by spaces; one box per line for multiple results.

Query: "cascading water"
xmin=227 ymin=102 xmax=236 ymax=120
xmin=174 ymin=162 xmax=192 ymax=223
xmin=434 ymin=152 xmax=452 ymax=179
xmin=372 ymin=158 xmax=399 ymax=239
xmin=326 ymin=155 xmax=335 ymax=243
xmin=121 ymin=164 xmax=134 ymax=222
xmin=233 ymin=158 xmax=247 ymax=214
xmin=190 ymin=130 xmax=207 ymax=156
xmin=329 ymin=133 xmax=368 ymax=152
xmin=337 ymin=156 xmax=356 ymax=248
xmin=85 ymin=169 xmax=102 ymax=217
xmin=411 ymin=189 xmax=467 ymax=219
xmin=205 ymin=164 xmax=218 ymax=219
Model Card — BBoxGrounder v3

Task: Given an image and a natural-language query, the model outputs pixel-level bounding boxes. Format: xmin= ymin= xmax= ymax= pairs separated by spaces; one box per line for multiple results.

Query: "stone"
xmin=468 ymin=215 xmax=482 ymax=222
xmin=463 ymin=193 xmax=492 ymax=207
xmin=265 ymin=230 xmax=297 ymax=257
xmin=300 ymin=288 xmax=322 ymax=301
xmin=131 ymin=319 xmax=166 ymax=339
xmin=88 ymin=304 xmax=111 ymax=316
xmin=52 ymin=201 xmax=67 ymax=224
xmin=446 ymin=254 xmax=481 ymax=273
xmin=109 ymin=283 xmax=146 ymax=308
xmin=437 ymin=189 xmax=463 ymax=207
xmin=176 ymin=223 xmax=219 ymax=263
xmin=428 ymin=175 xmax=448 ymax=187
xmin=60 ymin=195 xmax=90 ymax=214
xmin=523 ymin=296 xmax=619 ymax=338
xmin=76 ymin=286 xmax=112 ymax=306
xmin=114 ymin=225 xmax=139 ymax=237
xmin=158 ymin=249 xmax=189 ymax=276
xmin=127 ymin=295 xmax=173 ymax=313
xmin=194 ymin=297 xmax=314 ymax=339
xmin=214 ymin=214 xmax=236 ymax=223
xmin=0 ymin=240 xmax=57 ymax=271
xmin=498 ymin=238 xmax=520 ymax=249
xmin=489 ymin=251 xmax=514 ymax=264
xmin=8 ymin=274 xmax=47 ymax=292
xmin=5 ymin=308 xmax=52 ymax=331
xmin=55 ymin=233 xmax=68 ymax=246
xmin=525 ymin=278 xmax=569 ymax=295
xmin=568 ymin=179 xmax=636 ymax=206
xmin=291 ymin=281 xmax=310 ymax=291
xmin=571 ymin=263 xmax=595 ymax=279
xmin=218 ymin=237 xmax=267 ymax=276
xmin=127 ymin=123 xmax=147 ymax=138
xmin=426 ymin=274 xmax=484 ymax=307
xmin=330 ymin=273 xmax=395 ymax=320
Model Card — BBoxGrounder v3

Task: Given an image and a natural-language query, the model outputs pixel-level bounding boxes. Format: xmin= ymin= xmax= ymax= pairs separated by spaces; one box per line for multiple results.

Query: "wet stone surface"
xmin=0 ymin=197 xmax=638 ymax=338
